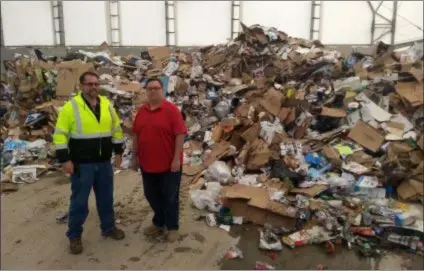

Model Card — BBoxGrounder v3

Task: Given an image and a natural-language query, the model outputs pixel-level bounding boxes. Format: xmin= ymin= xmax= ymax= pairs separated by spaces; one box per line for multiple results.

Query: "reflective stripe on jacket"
xmin=53 ymin=93 xmax=124 ymax=163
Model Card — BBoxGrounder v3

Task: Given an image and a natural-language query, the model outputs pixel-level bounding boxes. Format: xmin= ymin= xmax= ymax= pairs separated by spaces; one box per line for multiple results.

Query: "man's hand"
xmin=131 ymin=156 xmax=139 ymax=171
xmin=63 ymin=161 xmax=74 ymax=174
xmin=170 ymin=157 xmax=181 ymax=172
xmin=114 ymin=154 xmax=122 ymax=168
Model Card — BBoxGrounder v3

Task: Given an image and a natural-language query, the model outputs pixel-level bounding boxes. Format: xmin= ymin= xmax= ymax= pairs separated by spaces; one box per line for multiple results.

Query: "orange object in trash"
xmin=350 ymin=227 xmax=375 ymax=237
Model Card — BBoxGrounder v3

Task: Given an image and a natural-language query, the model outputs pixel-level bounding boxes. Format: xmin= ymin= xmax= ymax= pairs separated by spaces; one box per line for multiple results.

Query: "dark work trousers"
xmin=141 ymin=169 xmax=182 ymax=230
xmin=66 ymin=162 xmax=115 ymax=240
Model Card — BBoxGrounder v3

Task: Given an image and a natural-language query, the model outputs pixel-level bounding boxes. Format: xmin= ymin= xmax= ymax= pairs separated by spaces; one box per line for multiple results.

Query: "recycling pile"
xmin=1 ymin=23 xmax=423 ymax=256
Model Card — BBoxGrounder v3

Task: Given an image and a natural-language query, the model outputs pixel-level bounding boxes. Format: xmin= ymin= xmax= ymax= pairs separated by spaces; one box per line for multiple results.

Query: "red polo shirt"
xmin=132 ymin=100 xmax=187 ymax=173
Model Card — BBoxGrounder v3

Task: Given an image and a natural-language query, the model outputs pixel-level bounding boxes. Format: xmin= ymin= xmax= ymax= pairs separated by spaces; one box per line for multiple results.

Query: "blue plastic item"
xmin=305 ymin=153 xmax=322 ymax=167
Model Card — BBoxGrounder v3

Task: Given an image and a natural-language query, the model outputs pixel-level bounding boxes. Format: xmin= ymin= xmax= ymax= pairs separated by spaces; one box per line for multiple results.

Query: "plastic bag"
xmin=214 ymin=101 xmax=231 ymax=119
xmin=205 ymin=182 xmax=222 ymax=198
xmin=135 ymin=59 xmax=151 ymax=70
xmin=237 ymin=174 xmax=258 ymax=186
xmin=204 ymin=161 xmax=232 ymax=185
xmin=190 ymin=190 xmax=221 ymax=212
xmin=163 ymin=60 xmax=179 ymax=77
xmin=259 ymin=230 xmax=283 ymax=251
xmin=190 ymin=182 xmax=222 ymax=212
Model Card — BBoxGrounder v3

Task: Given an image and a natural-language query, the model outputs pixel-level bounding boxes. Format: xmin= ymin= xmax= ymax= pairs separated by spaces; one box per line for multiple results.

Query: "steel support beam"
xmin=367 ymin=0 xmax=398 ymax=45
xmin=0 ymin=13 xmax=4 ymax=47
xmin=393 ymin=39 xmax=423 ymax=49
xmin=231 ymin=1 xmax=241 ymax=40
xmin=165 ymin=1 xmax=176 ymax=46
xmin=309 ymin=0 xmax=322 ymax=40
xmin=107 ymin=1 xmax=121 ymax=46
xmin=51 ymin=1 xmax=65 ymax=46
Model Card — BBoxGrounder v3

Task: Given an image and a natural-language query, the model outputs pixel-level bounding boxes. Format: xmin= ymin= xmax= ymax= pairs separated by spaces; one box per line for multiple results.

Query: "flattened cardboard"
xmin=211 ymin=125 xmax=224 ymax=143
xmin=183 ymin=164 xmax=205 ymax=176
xmin=322 ymin=145 xmax=342 ymax=165
xmin=34 ymin=60 xmax=54 ymax=71
xmin=118 ymin=82 xmax=142 ymax=92
xmin=396 ymin=82 xmax=424 ymax=106
xmin=230 ymin=127 xmax=248 ymax=150
xmin=56 ymin=61 xmax=95 ymax=96
xmin=397 ymin=179 xmax=424 ymax=202
xmin=148 ymin=47 xmax=170 ymax=69
xmin=259 ymin=89 xmax=283 ymax=116
xmin=246 ymin=139 xmax=271 ymax=170
xmin=241 ymin=123 xmax=261 ymax=142
xmin=278 ymin=107 xmax=291 ymax=122
xmin=290 ymin=185 xmax=328 ymax=197
xmin=222 ymin=184 xmax=296 ymax=227
xmin=320 ymin=107 xmax=347 ymax=118
xmin=203 ymin=141 xmax=230 ymax=167
xmin=55 ymin=69 xmax=76 ymax=96
xmin=408 ymin=67 xmax=423 ymax=82
xmin=348 ymin=121 xmax=385 ymax=152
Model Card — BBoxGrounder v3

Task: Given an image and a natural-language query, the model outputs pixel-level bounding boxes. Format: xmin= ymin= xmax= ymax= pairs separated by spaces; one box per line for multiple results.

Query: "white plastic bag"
xmin=214 ymin=101 xmax=231 ymax=119
xmin=190 ymin=190 xmax=221 ymax=212
xmin=259 ymin=230 xmax=283 ymax=251
xmin=237 ymin=174 xmax=258 ymax=186
xmin=190 ymin=182 xmax=222 ymax=212
xmin=204 ymin=161 xmax=232 ymax=185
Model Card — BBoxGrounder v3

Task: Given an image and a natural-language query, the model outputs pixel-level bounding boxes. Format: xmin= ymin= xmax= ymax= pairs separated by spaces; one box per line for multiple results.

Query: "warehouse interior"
xmin=1 ymin=1 xmax=423 ymax=49
xmin=1 ymin=1 xmax=424 ymax=270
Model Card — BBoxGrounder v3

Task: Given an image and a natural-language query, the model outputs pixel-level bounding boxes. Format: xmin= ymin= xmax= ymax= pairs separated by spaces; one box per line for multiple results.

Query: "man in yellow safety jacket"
xmin=54 ymin=71 xmax=125 ymax=255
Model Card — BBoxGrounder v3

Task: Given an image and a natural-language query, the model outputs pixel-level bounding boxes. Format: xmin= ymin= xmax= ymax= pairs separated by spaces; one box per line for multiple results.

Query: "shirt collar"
xmin=80 ymin=92 xmax=100 ymax=105
xmin=145 ymin=100 xmax=165 ymax=111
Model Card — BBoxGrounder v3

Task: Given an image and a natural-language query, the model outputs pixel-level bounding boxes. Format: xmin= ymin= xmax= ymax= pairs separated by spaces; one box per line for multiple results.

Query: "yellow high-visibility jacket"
xmin=53 ymin=92 xmax=124 ymax=163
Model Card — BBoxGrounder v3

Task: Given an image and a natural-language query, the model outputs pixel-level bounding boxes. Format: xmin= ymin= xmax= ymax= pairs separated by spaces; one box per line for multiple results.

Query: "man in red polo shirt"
xmin=131 ymin=77 xmax=187 ymax=242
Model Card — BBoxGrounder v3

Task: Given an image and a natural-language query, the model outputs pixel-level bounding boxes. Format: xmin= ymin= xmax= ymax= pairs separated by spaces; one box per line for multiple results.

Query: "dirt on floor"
xmin=1 ymin=171 xmax=423 ymax=270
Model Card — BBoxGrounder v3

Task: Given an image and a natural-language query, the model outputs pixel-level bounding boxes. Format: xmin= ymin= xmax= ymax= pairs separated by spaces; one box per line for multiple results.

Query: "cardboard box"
xmin=290 ymin=185 xmax=328 ymax=197
xmin=320 ymin=107 xmax=347 ymax=118
xmin=241 ymin=123 xmax=261 ymax=143
xmin=259 ymin=89 xmax=283 ymax=116
xmin=55 ymin=61 xmax=95 ymax=96
xmin=397 ymin=179 xmax=424 ymax=202
xmin=348 ymin=121 xmax=385 ymax=152
xmin=222 ymin=184 xmax=296 ymax=228
xmin=395 ymin=82 xmax=424 ymax=107
xmin=246 ymin=139 xmax=271 ymax=170
xmin=322 ymin=145 xmax=342 ymax=165
xmin=148 ymin=46 xmax=170 ymax=69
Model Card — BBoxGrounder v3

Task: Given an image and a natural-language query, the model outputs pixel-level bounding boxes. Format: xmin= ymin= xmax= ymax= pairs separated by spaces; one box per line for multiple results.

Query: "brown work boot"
xmin=166 ymin=230 xmax=181 ymax=243
xmin=69 ymin=238 xmax=83 ymax=255
xmin=143 ymin=225 xmax=165 ymax=236
xmin=102 ymin=227 xmax=125 ymax=240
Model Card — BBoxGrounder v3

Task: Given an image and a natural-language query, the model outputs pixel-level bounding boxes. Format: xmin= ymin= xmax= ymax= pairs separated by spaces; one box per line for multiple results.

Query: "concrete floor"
xmin=1 ymin=170 xmax=423 ymax=270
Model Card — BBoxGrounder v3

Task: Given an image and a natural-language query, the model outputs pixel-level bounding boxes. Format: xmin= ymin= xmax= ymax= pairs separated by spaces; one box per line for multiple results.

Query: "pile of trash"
xmin=1 ymin=23 xmax=423 ymax=257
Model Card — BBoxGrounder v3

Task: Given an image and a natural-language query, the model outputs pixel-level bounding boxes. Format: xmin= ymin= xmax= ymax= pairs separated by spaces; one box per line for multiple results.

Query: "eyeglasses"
xmin=83 ymin=83 xmax=100 ymax=87
xmin=146 ymin=87 xmax=162 ymax=91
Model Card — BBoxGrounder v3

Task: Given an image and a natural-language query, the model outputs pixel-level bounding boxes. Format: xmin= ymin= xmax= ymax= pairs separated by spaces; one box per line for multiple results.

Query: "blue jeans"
xmin=141 ymin=169 xmax=181 ymax=230
xmin=66 ymin=162 xmax=115 ymax=240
